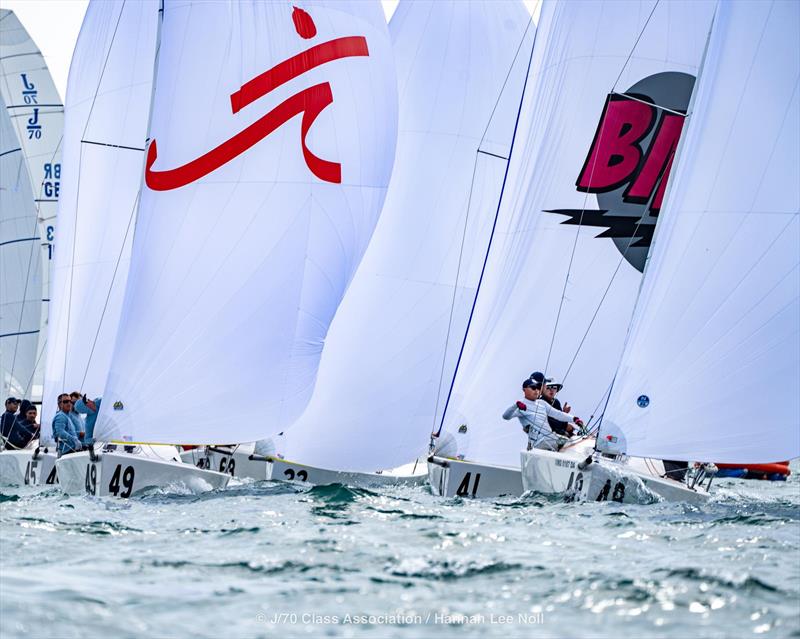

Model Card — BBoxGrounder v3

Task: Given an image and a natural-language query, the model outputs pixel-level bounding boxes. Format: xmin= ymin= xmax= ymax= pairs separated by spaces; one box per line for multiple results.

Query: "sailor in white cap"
xmin=540 ymin=379 xmax=578 ymax=436
xmin=502 ymin=378 xmax=582 ymax=451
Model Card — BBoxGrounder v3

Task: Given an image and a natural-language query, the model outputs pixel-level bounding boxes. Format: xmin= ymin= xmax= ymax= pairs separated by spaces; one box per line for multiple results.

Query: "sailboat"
xmin=39 ymin=0 xmax=215 ymax=496
xmin=0 ymin=9 xmax=64 ymax=402
xmin=226 ymin=0 xmax=532 ymax=488
xmin=56 ymin=0 xmax=399 ymax=497
xmin=0 ymin=93 xmax=56 ymax=486
xmin=429 ymin=0 xmax=717 ymax=498
xmin=522 ymin=0 xmax=800 ymax=504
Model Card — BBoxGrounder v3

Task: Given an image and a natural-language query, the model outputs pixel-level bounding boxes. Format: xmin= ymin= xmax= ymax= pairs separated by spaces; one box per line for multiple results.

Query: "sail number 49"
xmin=108 ymin=464 xmax=135 ymax=497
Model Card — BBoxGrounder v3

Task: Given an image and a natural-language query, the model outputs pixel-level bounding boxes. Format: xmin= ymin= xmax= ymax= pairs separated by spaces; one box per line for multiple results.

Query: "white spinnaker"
xmin=1 ymin=94 xmax=41 ymax=399
xmin=439 ymin=0 xmax=716 ymax=468
xmin=40 ymin=0 xmax=159 ymax=439
xmin=282 ymin=0 xmax=532 ymax=470
xmin=96 ymin=0 xmax=398 ymax=444
xmin=0 ymin=10 xmax=64 ymax=400
xmin=602 ymin=0 xmax=800 ymax=464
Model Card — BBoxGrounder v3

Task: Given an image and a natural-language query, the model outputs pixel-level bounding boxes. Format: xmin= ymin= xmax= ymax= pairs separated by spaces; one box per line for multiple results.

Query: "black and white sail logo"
xmin=546 ymin=72 xmax=695 ymax=272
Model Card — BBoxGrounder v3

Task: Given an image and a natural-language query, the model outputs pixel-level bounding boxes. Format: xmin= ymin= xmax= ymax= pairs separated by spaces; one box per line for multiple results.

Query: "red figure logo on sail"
xmin=145 ymin=6 xmax=368 ymax=190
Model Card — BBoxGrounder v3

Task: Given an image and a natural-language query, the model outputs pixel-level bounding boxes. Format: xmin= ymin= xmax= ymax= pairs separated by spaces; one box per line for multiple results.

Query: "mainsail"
xmin=1 ymin=93 xmax=41 ymax=398
xmin=438 ymin=0 xmax=716 ymax=468
xmin=282 ymin=0 xmax=532 ymax=470
xmin=41 ymin=0 xmax=159 ymax=437
xmin=96 ymin=1 xmax=398 ymax=444
xmin=601 ymin=0 xmax=800 ymax=464
xmin=0 ymin=10 xmax=65 ymax=399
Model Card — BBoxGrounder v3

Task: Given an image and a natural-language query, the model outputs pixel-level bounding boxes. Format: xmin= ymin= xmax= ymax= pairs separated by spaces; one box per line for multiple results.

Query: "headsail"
xmin=601 ymin=0 xmax=800 ymax=464
xmin=0 ymin=9 xmax=65 ymax=400
xmin=0 ymin=93 xmax=41 ymax=399
xmin=41 ymin=0 xmax=159 ymax=438
xmin=282 ymin=0 xmax=532 ymax=470
xmin=439 ymin=0 xmax=716 ymax=468
xmin=96 ymin=1 xmax=398 ymax=444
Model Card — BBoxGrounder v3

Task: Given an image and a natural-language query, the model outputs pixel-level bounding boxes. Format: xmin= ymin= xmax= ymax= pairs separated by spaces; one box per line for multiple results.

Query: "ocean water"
xmin=1 ymin=466 xmax=798 ymax=639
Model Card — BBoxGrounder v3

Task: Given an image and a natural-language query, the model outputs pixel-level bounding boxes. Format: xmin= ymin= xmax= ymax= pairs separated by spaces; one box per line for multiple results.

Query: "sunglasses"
xmin=61 ymin=400 xmax=73 ymax=405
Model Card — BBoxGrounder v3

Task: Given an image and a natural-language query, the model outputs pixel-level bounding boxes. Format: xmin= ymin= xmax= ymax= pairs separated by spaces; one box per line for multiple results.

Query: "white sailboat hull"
xmin=180 ymin=446 xmax=268 ymax=481
xmin=520 ymin=448 xmax=709 ymax=504
xmin=427 ymin=456 xmax=522 ymax=498
xmin=56 ymin=449 xmax=230 ymax=497
xmin=269 ymin=457 xmax=427 ymax=488
xmin=181 ymin=446 xmax=427 ymax=488
xmin=0 ymin=448 xmax=58 ymax=486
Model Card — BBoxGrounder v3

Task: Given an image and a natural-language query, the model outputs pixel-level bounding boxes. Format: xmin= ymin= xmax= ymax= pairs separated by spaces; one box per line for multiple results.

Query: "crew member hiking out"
xmin=503 ymin=378 xmax=581 ymax=451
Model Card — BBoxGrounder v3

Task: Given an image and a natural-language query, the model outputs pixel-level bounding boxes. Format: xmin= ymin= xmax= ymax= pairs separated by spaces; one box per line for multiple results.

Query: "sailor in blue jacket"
xmin=74 ymin=396 xmax=101 ymax=445
xmin=52 ymin=395 xmax=83 ymax=455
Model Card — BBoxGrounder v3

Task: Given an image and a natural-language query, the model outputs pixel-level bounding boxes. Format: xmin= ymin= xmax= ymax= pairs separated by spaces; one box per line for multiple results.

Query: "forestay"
xmin=41 ymin=0 xmax=159 ymax=438
xmin=601 ymin=0 xmax=800 ymax=464
xmin=439 ymin=0 xmax=716 ymax=468
xmin=1 ymin=95 xmax=41 ymax=399
xmin=0 ymin=10 xmax=65 ymax=399
xmin=281 ymin=0 xmax=532 ymax=471
xmin=96 ymin=1 xmax=398 ymax=444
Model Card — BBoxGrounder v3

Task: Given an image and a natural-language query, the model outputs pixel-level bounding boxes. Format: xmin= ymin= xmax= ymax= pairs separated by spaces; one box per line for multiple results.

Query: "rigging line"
xmin=610 ymin=0 xmax=661 ymax=93
xmin=63 ymin=0 xmax=128 ymax=387
xmin=478 ymin=17 xmax=535 ymax=145
xmin=429 ymin=153 xmax=480 ymax=436
xmin=562 ymin=208 xmax=656 ymax=383
xmin=22 ymin=336 xmax=46 ymax=398
xmin=434 ymin=18 xmax=540 ymax=438
xmin=428 ymin=15 xmax=533 ymax=438
xmin=21 ymin=132 xmax=64 ymax=400
xmin=543 ymin=0 xmax=664 ymax=380
xmin=80 ymin=190 xmax=140 ymax=390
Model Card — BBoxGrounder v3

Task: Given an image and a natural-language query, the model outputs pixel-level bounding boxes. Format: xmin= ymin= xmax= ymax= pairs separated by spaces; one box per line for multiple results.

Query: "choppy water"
xmin=1 ymin=464 xmax=799 ymax=639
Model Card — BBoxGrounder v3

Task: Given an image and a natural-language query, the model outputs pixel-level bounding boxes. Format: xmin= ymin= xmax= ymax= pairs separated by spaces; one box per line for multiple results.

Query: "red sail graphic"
xmin=145 ymin=8 xmax=369 ymax=191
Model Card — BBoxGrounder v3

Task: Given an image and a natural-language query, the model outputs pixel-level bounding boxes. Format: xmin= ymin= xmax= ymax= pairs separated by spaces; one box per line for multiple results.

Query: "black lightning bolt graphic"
xmin=544 ymin=209 xmax=655 ymax=248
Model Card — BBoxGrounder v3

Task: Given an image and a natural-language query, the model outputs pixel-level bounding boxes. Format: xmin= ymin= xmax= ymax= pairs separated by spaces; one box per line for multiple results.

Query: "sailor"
xmin=74 ymin=395 xmax=102 ymax=446
xmin=52 ymin=395 xmax=83 ymax=456
xmin=1 ymin=397 xmax=21 ymax=444
xmin=502 ymin=378 xmax=580 ymax=451
xmin=68 ymin=391 xmax=86 ymax=437
xmin=529 ymin=371 xmax=549 ymax=386
xmin=5 ymin=405 xmax=40 ymax=450
xmin=540 ymin=380 xmax=577 ymax=437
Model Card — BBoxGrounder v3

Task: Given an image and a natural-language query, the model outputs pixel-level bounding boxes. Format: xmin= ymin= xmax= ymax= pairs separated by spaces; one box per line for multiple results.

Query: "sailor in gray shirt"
xmin=503 ymin=378 xmax=579 ymax=451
